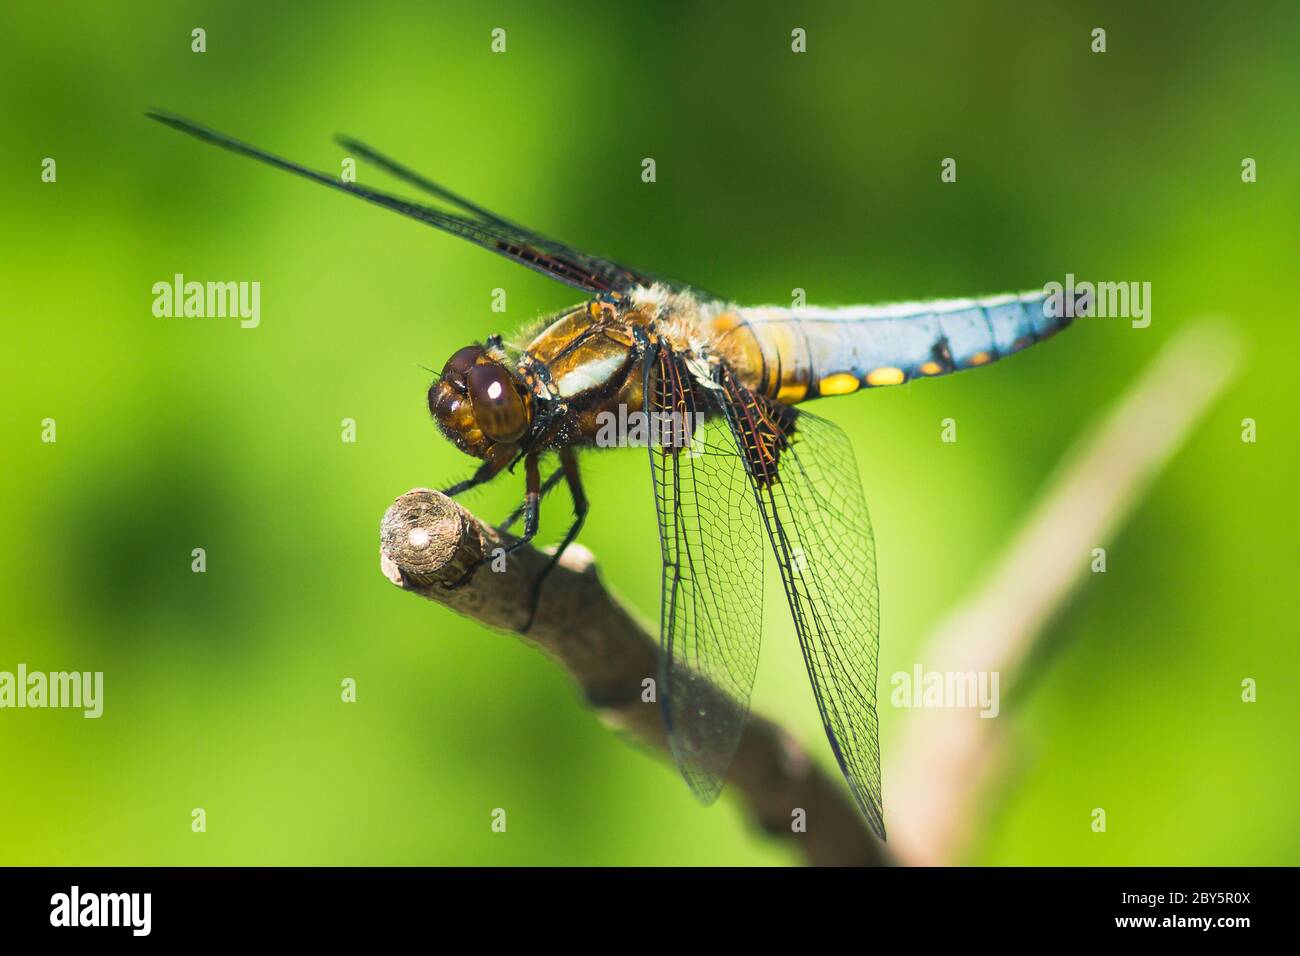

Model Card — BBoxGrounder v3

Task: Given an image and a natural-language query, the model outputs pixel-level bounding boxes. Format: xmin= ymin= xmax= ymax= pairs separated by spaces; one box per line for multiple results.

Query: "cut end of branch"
xmin=380 ymin=488 xmax=481 ymax=589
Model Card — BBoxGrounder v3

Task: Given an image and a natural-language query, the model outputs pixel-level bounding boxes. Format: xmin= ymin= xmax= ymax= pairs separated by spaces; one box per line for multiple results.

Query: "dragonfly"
xmin=149 ymin=111 xmax=1073 ymax=840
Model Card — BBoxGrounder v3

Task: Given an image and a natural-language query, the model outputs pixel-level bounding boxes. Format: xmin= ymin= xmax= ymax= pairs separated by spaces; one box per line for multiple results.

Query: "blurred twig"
xmin=379 ymin=489 xmax=887 ymax=866
xmin=886 ymin=319 xmax=1244 ymax=865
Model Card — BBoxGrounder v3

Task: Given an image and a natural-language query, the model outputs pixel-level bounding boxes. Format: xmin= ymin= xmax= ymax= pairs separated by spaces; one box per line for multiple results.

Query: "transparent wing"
xmin=718 ymin=370 xmax=886 ymax=838
xmin=335 ymin=134 xmax=528 ymax=230
xmin=148 ymin=111 xmax=661 ymax=296
xmin=337 ymin=133 xmax=721 ymax=302
xmin=646 ymin=348 xmax=764 ymax=802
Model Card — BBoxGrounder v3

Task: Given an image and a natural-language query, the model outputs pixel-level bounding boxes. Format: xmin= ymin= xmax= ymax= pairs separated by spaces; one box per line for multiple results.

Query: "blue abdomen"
xmin=733 ymin=290 xmax=1070 ymax=401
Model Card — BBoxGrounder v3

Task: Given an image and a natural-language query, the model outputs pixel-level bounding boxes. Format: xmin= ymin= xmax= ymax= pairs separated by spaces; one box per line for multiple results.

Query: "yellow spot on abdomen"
xmin=865 ymin=366 xmax=906 ymax=387
xmin=919 ymin=361 xmax=943 ymax=376
xmin=777 ymin=381 xmax=809 ymax=403
xmin=818 ymin=373 xmax=860 ymax=396
xmin=968 ymin=351 xmax=993 ymax=366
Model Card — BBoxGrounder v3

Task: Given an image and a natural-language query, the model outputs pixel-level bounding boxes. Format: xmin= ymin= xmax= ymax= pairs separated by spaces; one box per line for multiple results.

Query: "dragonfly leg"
xmin=520 ymin=448 xmax=587 ymax=633
xmin=500 ymin=467 xmax=565 ymax=533
xmin=440 ymin=451 xmax=530 ymax=590
xmin=441 ymin=453 xmax=509 ymax=497
xmin=501 ymin=453 xmax=542 ymax=556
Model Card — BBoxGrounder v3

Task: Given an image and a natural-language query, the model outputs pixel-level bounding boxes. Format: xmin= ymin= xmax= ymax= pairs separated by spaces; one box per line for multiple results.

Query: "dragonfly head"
xmin=428 ymin=344 xmax=533 ymax=459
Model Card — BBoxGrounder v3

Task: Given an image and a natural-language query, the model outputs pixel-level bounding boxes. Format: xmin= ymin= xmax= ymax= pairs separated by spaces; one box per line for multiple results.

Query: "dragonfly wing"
xmin=337 ymin=133 xmax=719 ymax=301
xmin=148 ymin=111 xmax=668 ymax=297
xmin=335 ymin=134 xmax=528 ymax=230
xmin=647 ymin=348 xmax=764 ymax=802
xmin=718 ymin=370 xmax=886 ymax=839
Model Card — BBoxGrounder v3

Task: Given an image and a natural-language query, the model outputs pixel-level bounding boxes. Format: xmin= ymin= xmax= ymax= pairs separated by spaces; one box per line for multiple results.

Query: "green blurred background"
xmin=2 ymin=1 xmax=1296 ymax=865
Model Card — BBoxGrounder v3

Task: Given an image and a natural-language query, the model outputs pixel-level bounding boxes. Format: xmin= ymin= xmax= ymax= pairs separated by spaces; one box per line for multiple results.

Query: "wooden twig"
xmin=886 ymin=319 xmax=1245 ymax=865
xmin=379 ymin=489 xmax=888 ymax=866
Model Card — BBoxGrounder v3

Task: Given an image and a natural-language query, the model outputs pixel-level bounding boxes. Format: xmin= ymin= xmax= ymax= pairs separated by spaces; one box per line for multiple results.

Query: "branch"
xmin=886 ymin=319 xmax=1245 ymax=865
xmin=379 ymin=489 xmax=888 ymax=867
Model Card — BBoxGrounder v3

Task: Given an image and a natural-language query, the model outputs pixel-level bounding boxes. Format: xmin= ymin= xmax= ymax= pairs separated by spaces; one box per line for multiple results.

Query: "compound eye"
xmin=427 ymin=380 xmax=460 ymax=420
xmin=467 ymin=363 xmax=527 ymax=443
xmin=443 ymin=345 xmax=485 ymax=379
